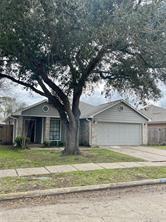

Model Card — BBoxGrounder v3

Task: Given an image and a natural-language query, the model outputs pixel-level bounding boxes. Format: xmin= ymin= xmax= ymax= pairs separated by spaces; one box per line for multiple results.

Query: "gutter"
xmin=148 ymin=121 xmax=166 ymax=124
xmin=0 ymin=178 xmax=165 ymax=202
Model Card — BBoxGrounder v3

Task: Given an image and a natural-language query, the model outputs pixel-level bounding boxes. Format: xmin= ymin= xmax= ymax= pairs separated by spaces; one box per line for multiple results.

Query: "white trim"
xmin=148 ymin=121 xmax=166 ymax=124
xmin=15 ymin=119 xmax=18 ymax=137
xmin=42 ymin=105 xmax=49 ymax=113
xmin=49 ymin=118 xmax=61 ymax=142
xmin=94 ymin=119 xmax=146 ymax=124
xmin=21 ymin=115 xmax=60 ymax=118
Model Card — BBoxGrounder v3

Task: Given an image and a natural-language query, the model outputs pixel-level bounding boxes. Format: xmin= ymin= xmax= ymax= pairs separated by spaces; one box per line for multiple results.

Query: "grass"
xmin=0 ymin=167 xmax=166 ymax=194
xmin=152 ymin=146 xmax=166 ymax=150
xmin=0 ymin=146 xmax=143 ymax=169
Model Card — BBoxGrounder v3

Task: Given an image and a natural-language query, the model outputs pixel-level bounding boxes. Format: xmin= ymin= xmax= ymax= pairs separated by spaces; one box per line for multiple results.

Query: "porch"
xmin=14 ymin=117 xmax=63 ymax=144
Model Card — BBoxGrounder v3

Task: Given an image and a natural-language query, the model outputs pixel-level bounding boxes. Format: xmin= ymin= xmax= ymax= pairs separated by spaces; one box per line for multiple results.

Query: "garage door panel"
xmin=96 ymin=123 xmax=142 ymax=146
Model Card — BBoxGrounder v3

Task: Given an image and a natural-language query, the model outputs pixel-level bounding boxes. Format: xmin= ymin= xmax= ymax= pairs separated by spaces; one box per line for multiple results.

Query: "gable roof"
xmin=79 ymin=101 xmax=96 ymax=117
xmin=12 ymin=99 xmax=48 ymax=116
xmin=11 ymin=99 xmax=96 ymax=118
xmin=80 ymin=100 xmax=121 ymax=118
xmin=82 ymin=99 xmax=149 ymax=120
xmin=10 ymin=99 xmax=149 ymax=120
xmin=140 ymin=105 xmax=166 ymax=123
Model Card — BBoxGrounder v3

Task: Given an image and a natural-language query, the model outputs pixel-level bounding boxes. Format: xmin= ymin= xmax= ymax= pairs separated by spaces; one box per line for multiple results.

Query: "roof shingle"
xmin=140 ymin=105 xmax=166 ymax=123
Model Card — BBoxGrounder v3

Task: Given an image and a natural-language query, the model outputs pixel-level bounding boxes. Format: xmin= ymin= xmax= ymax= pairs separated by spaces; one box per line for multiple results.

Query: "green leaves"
xmin=0 ymin=0 xmax=165 ymax=103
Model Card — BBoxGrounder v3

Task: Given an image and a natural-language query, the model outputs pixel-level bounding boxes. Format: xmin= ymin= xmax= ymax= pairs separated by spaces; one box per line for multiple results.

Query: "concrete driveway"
xmin=109 ymin=146 xmax=166 ymax=162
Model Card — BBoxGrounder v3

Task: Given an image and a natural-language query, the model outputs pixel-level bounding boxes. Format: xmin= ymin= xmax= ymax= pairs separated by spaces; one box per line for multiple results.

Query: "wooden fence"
xmin=0 ymin=124 xmax=13 ymax=145
xmin=148 ymin=127 xmax=166 ymax=145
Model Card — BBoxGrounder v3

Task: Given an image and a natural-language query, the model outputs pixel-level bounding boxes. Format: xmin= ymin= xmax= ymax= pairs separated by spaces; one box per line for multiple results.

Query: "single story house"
xmin=141 ymin=105 xmax=166 ymax=145
xmin=6 ymin=99 xmax=149 ymax=146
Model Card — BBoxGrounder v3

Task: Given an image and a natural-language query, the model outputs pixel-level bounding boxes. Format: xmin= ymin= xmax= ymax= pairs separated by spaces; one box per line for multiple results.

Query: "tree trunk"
xmin=63 ymin=117 xmax=80 ymax=155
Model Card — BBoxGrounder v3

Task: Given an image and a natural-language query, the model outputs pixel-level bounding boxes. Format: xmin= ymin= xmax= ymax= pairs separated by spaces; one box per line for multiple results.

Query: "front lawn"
xmin=0 ymin=146 xmax=143 ymax=169
xmin=152 ymin=146 xmax=166 ymax=150
xmin=0 ymin=167 xmax=165 ymax=194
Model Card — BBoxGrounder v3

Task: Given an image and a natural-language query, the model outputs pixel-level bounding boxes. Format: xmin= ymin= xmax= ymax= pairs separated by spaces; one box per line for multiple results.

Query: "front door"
xmin=24 ymin=119 xmax=36 ymax=143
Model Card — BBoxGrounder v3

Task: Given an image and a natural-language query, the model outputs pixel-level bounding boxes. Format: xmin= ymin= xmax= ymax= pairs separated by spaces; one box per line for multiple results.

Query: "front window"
xmin=49 ymin=119 xmax=61 ymax=141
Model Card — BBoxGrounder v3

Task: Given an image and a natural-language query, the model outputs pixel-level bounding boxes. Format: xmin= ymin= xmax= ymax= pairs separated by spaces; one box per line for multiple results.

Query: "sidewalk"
xmin=0 ymin=161 xmax=166 ymax=178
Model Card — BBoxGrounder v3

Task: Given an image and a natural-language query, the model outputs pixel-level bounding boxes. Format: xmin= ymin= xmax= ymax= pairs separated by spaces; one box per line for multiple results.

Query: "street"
xmin=0 ymin=184 xmax=166 ymax=222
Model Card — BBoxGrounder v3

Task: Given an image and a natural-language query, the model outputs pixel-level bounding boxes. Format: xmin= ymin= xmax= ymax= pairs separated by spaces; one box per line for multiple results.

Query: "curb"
xmin=0 ymin=178 xmax=166 ymax=202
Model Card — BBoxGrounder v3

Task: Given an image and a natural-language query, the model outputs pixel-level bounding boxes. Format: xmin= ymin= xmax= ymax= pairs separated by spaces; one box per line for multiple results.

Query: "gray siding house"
xmin=7 ymin=99 xmax=149 ymax=146
xmin=141 ymin=105 xmax=166 ymax=145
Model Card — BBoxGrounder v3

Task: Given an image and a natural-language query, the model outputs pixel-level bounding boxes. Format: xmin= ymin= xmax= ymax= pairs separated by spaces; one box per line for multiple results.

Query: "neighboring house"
xmin=0 ymin=123 xmax=13 ymax=145
xmin=141 ymin=105 xmax=166 ymax=145
xmin=6 ymin=99 xmax=148 ymax=146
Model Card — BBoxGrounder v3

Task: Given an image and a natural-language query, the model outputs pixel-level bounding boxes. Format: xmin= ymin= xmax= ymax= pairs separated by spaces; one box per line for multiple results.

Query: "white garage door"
xmin=96 ymin=122 xmax=142 ymax=146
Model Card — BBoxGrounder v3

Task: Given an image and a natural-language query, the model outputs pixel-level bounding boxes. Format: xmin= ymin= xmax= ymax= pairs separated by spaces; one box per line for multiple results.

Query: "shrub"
xmin=14 ymin=136 xmax=30 ymax=149
xmin=43 ymin=141 xmax=64 ymax=147
xmin=43 ymin=141 xmax=51 ymax=147
xmin=160 ymin=142 xmax=166 ymax=146
xmin=50 ymin=141 xmax=64 ymax=147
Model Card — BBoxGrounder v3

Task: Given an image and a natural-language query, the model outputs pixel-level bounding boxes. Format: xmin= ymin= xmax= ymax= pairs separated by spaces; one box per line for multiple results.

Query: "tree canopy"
xmin=0 ymin=0 xmax=165 ymax=153
xmin=0 ymin=0 xmax=165 ymax=101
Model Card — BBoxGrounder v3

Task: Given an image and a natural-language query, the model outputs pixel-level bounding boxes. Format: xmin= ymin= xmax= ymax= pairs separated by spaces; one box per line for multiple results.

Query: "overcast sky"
xmin=1 ymin=81 xmax=166 ymax=108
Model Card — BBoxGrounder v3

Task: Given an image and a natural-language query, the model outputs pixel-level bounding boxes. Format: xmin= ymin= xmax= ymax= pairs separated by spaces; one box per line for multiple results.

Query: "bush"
xmin=160 ymin=142 xmax=166 ymax=146
xmin=43 ymin=141 xmax=64 ymax=147
xmin=50 ymin=141 xmax=64 ymax=147
xmin=14 ymin=136 xmax=30 ymax=149
xmin=43 ymin=141 xmax=51 ymax=147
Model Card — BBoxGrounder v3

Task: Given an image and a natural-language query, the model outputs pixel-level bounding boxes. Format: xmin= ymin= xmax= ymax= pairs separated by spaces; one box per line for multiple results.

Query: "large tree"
xmin=0 ymin=0 xmax=165 ymax=154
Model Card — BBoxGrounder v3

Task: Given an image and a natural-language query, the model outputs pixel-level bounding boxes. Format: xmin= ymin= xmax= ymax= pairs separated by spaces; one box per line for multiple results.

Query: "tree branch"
xmin=37 ymin=75 xmax=73 ymax=123
xmin=37 ymin=78 xmax=53 ymax=96
xmin=41 ymin=73 xmax=69 ymax=104
xmin=77 ymin=47 xmax=106 ymax=88
xmin=123 ymin=49 xmax=151 ymax=67
xmin=75 ymin=49 xmax=85 ymax=73
xmin=99 ymin=72 xmax=130 ymax=81
xmin=37 ymin=78 xmax=66 ymax=113
xmin=71 ymin=47 xmax=107 ymax=116
xmin=0 ymin=73 xmax=45 ymax=97
xmin=38 ymin=71 xmax=76 ymax=123
xmin=34 ymin=61 xmax=70 ymax=106
xmin=86 ymin=47 xmax=106 ymax=76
